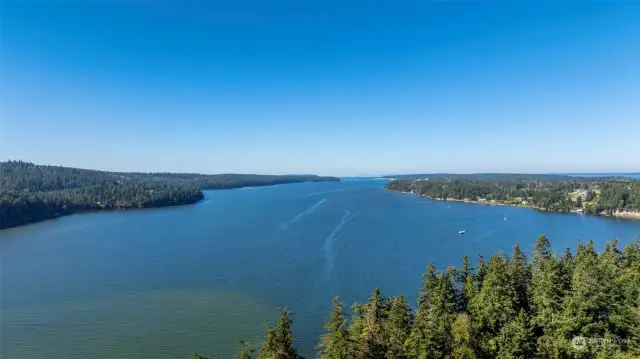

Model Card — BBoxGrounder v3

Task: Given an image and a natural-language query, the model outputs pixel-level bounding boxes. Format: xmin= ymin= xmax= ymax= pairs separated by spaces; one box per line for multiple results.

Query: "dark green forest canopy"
xmin=0 ymin=161 xmax=339 ymax=229
xmin=385 ymin=176 xmax=640 ymax=215
xmin=189 ymin=235 xmax=640 ymax=359
xmin=383 ymin=173 xmax=623 ymax=181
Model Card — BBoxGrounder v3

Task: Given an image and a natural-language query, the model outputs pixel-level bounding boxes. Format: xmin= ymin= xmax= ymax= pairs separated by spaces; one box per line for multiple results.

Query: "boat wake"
xmin=298 ymin=186 xmax=362 ymax=198
xmin=323 ymin=210 xmax=358 ymax=279
xmin=281 ymin=198 xmax=327 ymax=229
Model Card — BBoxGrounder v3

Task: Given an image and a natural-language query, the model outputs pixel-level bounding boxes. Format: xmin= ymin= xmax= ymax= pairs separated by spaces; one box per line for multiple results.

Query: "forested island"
xmin=0 ymin=161 xmax=339 ymax=229
xmin=384 ymin=176 xmax=640 ymax=218
xmin=187 ymin=235 xmax=640 ymax=359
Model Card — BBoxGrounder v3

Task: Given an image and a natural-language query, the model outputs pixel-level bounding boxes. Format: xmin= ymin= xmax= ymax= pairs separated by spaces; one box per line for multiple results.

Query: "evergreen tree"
xmin=560 ymin=241 xmax=611 ymax=338
xmin=236 ymin=341 xmax=254 ymax=359
xmin=188 ymin=233 xmax=640 ymax=359
xmin=318 ymin=298 xmax=354 ymax=359
xmin=462 ymin=275 xmax=478 ymax=314
xmin=476 ymin=256 xmax=487 ymax=291
xmin=576 ymin=195 xmax=583 ymax=208
xmin=510 ymin=244 xmax=531 ymax=312
xmin=471 ymin=252 xmax=517 ymax=334
xmin=361 ymin=288 xmax=386 ymax=359
xmin=418 ymin=262 xmax=438 ymax=308
xmin=619 ymin=240 xmax=640 ymax=355
xmin=348 ymin=302 xmax=366 ymax=355
xmin=406 ymin=262 xmax=440 ymax=358
xmin=559 ymin=248 xmax=574 ymax=295
xmin=451 ymin=312 xmax=478 ymax=359
xmin=530 ymin=235 xmax=564 ymax=332
xmin=458 ymin=255 xmax=476 ymax=312
xmin=407 ymin=271 xmax=457 ymax=359
xmin=496 ymin=310 xmax=535 ymax=359
xmin=258 ymin=309 xmax=300 ymax=359
xmin=384 ymin=295 xmax=413 ymax=359
xmin=533 ymin=235 xmax=552 ymax=265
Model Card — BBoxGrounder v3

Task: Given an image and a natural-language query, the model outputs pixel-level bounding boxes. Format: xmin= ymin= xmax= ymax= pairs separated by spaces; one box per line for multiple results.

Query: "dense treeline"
xmin=189 ymin=235 xmax=640 ymax=359
xmin=0 ymin=161 xmax=339 ymax=229
xmin=384 ymin=173 xmax=585 ymax=181
xmin=385 ymin=177 xmax=640 ymax=215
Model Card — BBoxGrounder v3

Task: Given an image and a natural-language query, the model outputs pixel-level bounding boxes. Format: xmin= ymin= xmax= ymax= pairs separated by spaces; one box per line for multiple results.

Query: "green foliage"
xmin=470 ymin=252 xmax=517 ymax=337
xmin=510 ymin=244 xmax=531 ymax=312
xmin=530 ymin=236 xmax=564 ymax=333
xmin=496 ymin=310 xmax=535 ymax=359
xmin=407 ymin=270 xmax=457 ymax=359
xmin=186 ymin=354 xmax=211 ymax=359
xmin=235 ymin=341 xmax=254 ymax=359
xmin=361 ymin=288 xmax=387 ymax=359
xmin=0 ymin=160 xmax=338 ymax=229
xmin=385 ymin=176 xmax=640 ymax=215
xmin=258 ymin=309 xmax=300 ymax=359
xmin=451 ymin=312 xmax=479 ymax=359
xmin=186 ymin=235 xmax=640 ymax=359
xmin=317 ymin=298 xmax=355 ymax=359
xmin=383 ymin=295 xmax=412 ymax=359
xmin=458 ymin=255 xmax=477 ymax=312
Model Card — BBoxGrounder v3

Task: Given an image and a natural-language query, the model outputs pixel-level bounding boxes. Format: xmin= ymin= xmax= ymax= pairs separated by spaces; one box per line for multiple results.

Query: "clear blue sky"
xmin=1 ymin=1 xmax=639 ymax=176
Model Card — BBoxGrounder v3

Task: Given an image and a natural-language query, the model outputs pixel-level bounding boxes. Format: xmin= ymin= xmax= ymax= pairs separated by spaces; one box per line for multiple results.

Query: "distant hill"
xmin=0 ymin=161 xmax=339 ymax=229
xmin=382 ymin=173 xmax=585 ymax=181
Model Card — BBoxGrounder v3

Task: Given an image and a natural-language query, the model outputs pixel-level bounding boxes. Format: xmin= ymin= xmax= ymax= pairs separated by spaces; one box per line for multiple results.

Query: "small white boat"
xmin=458 ymin=230 xmax=466 ymax=235
xmin=504 ymin=213 xmax=507 ymax=221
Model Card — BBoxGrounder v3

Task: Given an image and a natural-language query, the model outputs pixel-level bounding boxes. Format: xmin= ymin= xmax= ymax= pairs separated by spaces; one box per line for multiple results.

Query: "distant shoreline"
xmin=0 ymin=179 xmax=340 ymax=231
xmin=390 ymin=190 xmax=640 ymax=221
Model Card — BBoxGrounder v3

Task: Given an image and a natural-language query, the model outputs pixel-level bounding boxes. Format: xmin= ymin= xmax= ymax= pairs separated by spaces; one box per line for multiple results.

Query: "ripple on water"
xmin=1 ymin=288 xmax=277 ymax=359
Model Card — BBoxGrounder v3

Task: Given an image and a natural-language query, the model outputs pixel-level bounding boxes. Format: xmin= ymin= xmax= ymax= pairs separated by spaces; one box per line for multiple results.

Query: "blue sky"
xmin=1 ymin=1 xmax=639 ymax=176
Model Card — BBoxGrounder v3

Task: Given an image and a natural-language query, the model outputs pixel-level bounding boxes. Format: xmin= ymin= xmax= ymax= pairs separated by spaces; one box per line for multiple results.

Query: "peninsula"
xmin=385 ymin=174 xmax=640 ymax=219
xmin=0 ymin=161 xmax=339 ymax=229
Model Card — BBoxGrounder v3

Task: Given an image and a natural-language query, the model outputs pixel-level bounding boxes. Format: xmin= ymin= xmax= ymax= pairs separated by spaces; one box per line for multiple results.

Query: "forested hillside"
xmin=0 ymin=161 xmax=339 ymax=229
xmin=188 ymin=235 xmax=640 ymax=359
xmin=384 ymin=173 xmax=585 ymax=181
xmin=385 ymin=177 xmax=640 ymax=215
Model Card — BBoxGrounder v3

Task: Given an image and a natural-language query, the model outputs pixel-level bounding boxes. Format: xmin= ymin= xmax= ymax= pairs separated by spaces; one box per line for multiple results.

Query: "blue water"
xmin=1 ymin=180 xmax=639 ymax=358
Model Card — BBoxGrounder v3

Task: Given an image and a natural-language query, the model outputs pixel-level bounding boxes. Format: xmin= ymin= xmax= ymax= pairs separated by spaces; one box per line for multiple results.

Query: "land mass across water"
xmin=0 ymin=161 xmax=339 ymax=229
xmin=385 ymin=174 xmax=640 ymax=219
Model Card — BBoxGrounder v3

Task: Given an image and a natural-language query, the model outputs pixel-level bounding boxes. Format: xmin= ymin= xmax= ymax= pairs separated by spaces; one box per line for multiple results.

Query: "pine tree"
xmin=457 ymin=256 xmax=476 ymax=312
xmin=470 ymin=252 xmax=517 ymax=334
xmin=361 ymin=288 xmax=386 ymax=359
xmin=510 ymin=244 xmax=531 ymax=312
xmin=418 ymin=262 xmax=438 ymax=308
xmin=407 ymin=271 xmax=457 ymax=359
xmin=620 ymin=240 xmax=640 ymax=355
xmin=530 ymin=235 xmax=564 ymax=332
xmin=258 ymin=309 xmax=300 ymax=359
xmin=533 ymin=235 xmax=552 ymax=265
xmin=406 ymin=263 xmax=440 ymax=358
xmin=476 ymin=256 xmax=487 ymax=291
xmin=236 ymin=340 xmax=254 ymax=359
xmin=462 ymin=274 xmax=477 ymax=314
xmin=318 ymin=298 xmax=354 ymax=359
xmin=560 ymin=241 xmax=611 ymax=338
xmin=559 ymin=248 xmax=574 ymax=295
xmin=384 ymin=295 xmax=413 ymax=359
xmin=451 ymin=312 xmax=478 ymax=359
xmin=348 ymin=302 xmax=366 ymax=355
xmin=496 ymin=309 xmax=535 ymax=359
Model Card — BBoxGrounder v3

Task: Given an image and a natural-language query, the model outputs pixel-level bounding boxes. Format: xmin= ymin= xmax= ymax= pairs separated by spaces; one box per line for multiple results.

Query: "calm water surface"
xmin=2 ymin=180 xmax=640 ymax=358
